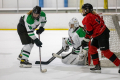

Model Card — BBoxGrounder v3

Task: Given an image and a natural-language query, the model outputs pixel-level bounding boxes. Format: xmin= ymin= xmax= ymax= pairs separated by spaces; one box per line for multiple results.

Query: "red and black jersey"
xmin=82 ymin=13 xmax=106 ymax=38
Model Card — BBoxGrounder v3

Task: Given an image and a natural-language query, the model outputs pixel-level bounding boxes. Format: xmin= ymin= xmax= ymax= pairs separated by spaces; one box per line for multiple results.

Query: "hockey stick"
xmin=35 ymin=48 xmax=64 ymax=64
xmin=53 ymin=45 xmax=82 ymax=59
xmin=52 ymin=51 xmax=72 ymax=59
xmin=38 ymin=35 xmax=47 ymax=73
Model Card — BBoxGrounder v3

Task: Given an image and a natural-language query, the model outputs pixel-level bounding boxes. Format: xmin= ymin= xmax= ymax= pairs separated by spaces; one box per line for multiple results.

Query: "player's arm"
xmin=24 ymin=17 xmax=42 ymax=47
xmin=81 ymin=35 xmax=91 ymax=49
xmin=72 ymin=34 xmax=81 ymax=54
xmin=36 ymin=11 xmax=47 ymax=34
xmin=25 ymin=21 xmax=36 ymax=40
xmin=81 ymin=22 xmax=92 ymax=49
xmin=83 ymin=22 xmax=93 ymax=35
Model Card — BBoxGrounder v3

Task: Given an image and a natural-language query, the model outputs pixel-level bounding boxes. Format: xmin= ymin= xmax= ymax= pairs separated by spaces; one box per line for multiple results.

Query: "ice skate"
xmin=20 ymin=59 xmax=32 ymax=68
xmin=17 ymin=54 xmax=22 ymax=61
xmin=90 ymin=64 xmax=101 ymax=73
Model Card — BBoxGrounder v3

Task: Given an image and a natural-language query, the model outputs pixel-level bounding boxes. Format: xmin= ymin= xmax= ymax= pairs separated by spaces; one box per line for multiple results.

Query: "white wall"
xmin=84 ymin=0 xmax=120 ymax=8
xmin=44 ymin=0 xmax=64 ymax=8
xmin=19 ymin=0 xmax=38 ymax=8
xmin=68 ymin=0 xmax=79 ymax=7
xmin=0 ymin=13 xmax=84 ymax=29
xmin=0 ymin=0 xmax=120 ymax=8
xmin=0 ymin=0 xmax=2 ymax=8
xmin=0 ymin=0 xmax=38 ymax=8
xmin=3 ymin=0 xmax=17 ymax=8
xmin=68 ymin=0 xmax=120 ymax=8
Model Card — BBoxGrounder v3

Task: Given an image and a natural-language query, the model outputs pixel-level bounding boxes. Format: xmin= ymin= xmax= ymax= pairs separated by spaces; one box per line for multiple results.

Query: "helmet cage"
xmin=69 ymin=18 xmax=79 ymax=28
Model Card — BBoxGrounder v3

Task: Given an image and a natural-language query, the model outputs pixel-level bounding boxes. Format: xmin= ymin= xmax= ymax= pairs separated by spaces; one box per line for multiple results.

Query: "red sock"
xmin=101 ymin=49 xmax=120 ymax=66
xmin=89 ymin=46 xmax=99 ymax=65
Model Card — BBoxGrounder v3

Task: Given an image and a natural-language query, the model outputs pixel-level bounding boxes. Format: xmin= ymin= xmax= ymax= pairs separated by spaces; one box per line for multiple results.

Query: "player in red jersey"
xmin=81 ymin=3 xmax=120 ymax=73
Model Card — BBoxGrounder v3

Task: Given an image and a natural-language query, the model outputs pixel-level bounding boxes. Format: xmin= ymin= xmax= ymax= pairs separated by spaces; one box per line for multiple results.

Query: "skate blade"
xmin=19 ymin=64 xmax=32 ymax=68
xmin=90 ymin=70 xmax=101 ymax=73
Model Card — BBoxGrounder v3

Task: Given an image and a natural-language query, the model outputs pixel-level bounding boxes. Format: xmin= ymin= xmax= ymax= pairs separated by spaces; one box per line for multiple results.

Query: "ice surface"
xmin=0 ymin=30 xmax=120 ymax=80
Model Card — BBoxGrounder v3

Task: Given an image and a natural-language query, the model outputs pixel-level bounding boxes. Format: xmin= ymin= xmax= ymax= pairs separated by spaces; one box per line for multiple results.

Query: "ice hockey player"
xmin=17 ymin=6 xmax=47 ymax=68
xmin=81 ymin=3 xmax=120 ymax=73
xmin=53 ymin=17 xmax=89 ymax=65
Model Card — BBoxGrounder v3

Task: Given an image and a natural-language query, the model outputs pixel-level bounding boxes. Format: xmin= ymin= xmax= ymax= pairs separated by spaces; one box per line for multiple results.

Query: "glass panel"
xmin=3 ymin=0 xmax=17 ymax=8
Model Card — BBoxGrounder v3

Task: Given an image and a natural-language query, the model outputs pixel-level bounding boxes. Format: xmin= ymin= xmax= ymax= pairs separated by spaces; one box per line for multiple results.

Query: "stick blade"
xmin=35 ymin=61 xmax=50 ymax=65
xmin=41 ymin=69 xmax=47 ymax=73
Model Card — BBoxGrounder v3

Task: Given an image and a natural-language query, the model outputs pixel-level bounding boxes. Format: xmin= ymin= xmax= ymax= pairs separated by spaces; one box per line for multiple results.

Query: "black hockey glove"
xmin=36 ymin=27 xmax=45 ymax=34
xmin=81 ymin=38 xmax=90 ymax=47
xmin=34 ymin=38 xmax=42 ymax=47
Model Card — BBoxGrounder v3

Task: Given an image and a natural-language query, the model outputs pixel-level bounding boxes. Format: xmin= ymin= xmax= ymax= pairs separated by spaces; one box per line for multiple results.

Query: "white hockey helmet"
xmin=69 ymin=17 xmax=79 ymax=28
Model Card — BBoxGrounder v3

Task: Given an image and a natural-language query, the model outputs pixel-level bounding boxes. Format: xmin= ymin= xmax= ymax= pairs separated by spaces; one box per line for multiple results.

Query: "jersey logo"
xmin=28 ymin=25 xmax=32 ymax=30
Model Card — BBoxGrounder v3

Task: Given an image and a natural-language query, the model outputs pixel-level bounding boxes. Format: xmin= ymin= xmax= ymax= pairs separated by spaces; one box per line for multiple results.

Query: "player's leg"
xmin=99 ymin=38 xmax=120 ymax=66
xmin=61 ymin=46 xmax=88 ymax=65
xmin=17 ymin=43 xmax=34 ymax=61
xmin=88 ymin=41 xmax=91 ymax=65
xmin=17 ymin=23 xmax=25 ymax=60
xmin=89 ymin=38 xmax=101 ymax=73
xmin=61 ymin=52 xmax=79 ymax=65
xmin=98 ymin=28 xmax=120 ymax=73
xmin=17 ymin=49 xmax=23 ymax=60
xmin=81 ymin=48 xmax=89 ymax=65
xmin=71 ymin=35 xmax=87 ymax=65
xmin=20 ymin=43 xmax=34 ymax=68
xmin=17 ymin=24 xmax=34 ymax=68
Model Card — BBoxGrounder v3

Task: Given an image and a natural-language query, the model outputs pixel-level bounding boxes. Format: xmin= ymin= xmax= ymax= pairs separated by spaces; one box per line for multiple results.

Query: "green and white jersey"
xmin=67 ymin=27 xmax=86 ymax=49
xmin=24 ymin=11 xmax=46 ymax=40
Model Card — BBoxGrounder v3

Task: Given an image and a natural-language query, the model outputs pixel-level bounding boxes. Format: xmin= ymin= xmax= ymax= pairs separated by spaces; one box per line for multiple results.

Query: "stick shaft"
xmin=38 ymin=35 xmax=42 ymax=72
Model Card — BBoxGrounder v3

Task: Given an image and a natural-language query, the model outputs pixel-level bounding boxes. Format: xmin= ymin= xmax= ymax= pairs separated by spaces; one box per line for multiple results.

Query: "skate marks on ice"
xmin=52 ymin=65 xmax=90 ymax=72
xmin=0 ymin=53 xmax=12 ymax=55
xmin=39 ymin=64 xmax=120 ymax=80
xmin=52 ymin=64 xmax=120 ymax=75
xmin=0 ymin=63 xmax=120 ymax=80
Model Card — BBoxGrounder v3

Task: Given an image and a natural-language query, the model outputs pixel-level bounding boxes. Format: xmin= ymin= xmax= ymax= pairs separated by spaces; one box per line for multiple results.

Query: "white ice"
xmin=0 ymin=30 xmax=120 ymax=80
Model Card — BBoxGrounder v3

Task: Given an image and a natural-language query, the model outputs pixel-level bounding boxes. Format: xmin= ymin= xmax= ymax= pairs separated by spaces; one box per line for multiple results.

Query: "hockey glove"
xmin=36 ymin=27 xmax=45 ymax=34
xmin=81 ymin=38 xmax=90 ymax=48
xmin=62 ymin=38 xmax=70 ymax=52
xmin=34 ymin=38 xmax=42 ymax=47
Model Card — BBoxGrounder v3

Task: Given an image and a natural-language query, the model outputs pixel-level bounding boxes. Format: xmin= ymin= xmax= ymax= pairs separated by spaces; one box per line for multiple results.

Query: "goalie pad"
xmin=78 ymin=49 xmax=88 ymax=65
xmin=61 ymin=53 xmax=79 ymax=65
xmin=61 ymin=49 xmax=88 ymax=65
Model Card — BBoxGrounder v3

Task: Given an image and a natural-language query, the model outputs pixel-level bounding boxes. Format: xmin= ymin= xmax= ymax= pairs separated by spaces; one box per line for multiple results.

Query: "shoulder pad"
xmin=40 ymin=11 xmax=46 ymax=17
xmin=26 ymin=14 xmax=34 ymax=24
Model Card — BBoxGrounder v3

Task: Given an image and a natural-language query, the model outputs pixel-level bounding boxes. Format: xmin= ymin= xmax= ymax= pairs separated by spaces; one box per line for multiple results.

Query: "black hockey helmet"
xmin=82 ymin=3 xmax=93 ymax=16
xmin=33 ymin=6 xmax=41 ymax=14
xmin=32 ymin=6 xmax=41 ymax=19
